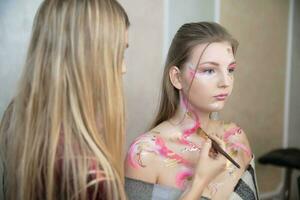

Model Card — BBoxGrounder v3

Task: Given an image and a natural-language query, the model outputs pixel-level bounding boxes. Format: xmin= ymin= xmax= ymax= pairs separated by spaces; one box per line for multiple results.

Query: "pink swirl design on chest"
xmin=127 ymin=134 xmax=192 ymax=169
xmin=175 ymin=168 xmax=194 ymax=189
xmin=155 ymin=137 xmax=191 ymax=166
xmin=223 ymin=127 xmax=252 ymax=157
xmin=223 ymin=127 xmax=241 ymax=141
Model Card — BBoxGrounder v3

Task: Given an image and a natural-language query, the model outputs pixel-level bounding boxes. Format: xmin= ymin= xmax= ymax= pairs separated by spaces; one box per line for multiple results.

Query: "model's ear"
xmin=169 ymin=66 xmax=183 ymax=90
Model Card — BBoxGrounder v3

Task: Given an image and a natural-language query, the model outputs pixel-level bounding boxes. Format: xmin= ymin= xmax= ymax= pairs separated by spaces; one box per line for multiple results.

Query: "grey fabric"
xmin=152 ymin=183 xmax=182 ymax=200
xmin=125 ymin=177 xmax=210 ymax=200
xmin=125 ymin=177 xmax=154 ymax=200
xmin=234 ymin=180 xmax=256 ymax=200
xmin=229 ymin=158 xmax=259 ymax=200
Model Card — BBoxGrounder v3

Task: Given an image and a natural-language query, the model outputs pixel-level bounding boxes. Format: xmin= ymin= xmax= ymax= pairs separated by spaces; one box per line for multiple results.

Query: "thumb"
xmin=201 ymin=138 xmax=212 ymax=156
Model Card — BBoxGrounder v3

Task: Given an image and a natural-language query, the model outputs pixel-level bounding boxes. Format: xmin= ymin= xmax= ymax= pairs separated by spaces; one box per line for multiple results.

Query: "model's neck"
xmin=169 ymin=103 xmax=212 ymax=132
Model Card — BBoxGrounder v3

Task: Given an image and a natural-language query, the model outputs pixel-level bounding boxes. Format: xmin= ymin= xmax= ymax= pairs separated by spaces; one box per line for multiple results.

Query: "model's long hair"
xmin=0 ymin=0 xmax=129 ymax=199
xmin=151 ymin=22 xmax=239 ymax=128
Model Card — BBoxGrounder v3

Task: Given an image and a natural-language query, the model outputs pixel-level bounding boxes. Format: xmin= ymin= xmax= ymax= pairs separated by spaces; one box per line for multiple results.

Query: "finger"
xmin=210 ymin=135 xmax=226 ymax=150
xmin=201 ymin=138 xmax=212 ymax=156
xmin=214 ymin=153 xmax=227 ymax=167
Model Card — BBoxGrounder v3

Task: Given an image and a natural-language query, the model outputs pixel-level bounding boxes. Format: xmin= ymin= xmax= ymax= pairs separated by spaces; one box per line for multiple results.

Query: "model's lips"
xmin=214 ymin=93 xmax=228 ymax=101
xmin=214 ymin=93 xmax=228 ymax=98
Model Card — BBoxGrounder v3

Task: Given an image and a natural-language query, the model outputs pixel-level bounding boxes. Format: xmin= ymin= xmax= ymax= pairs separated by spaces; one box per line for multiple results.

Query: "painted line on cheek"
xmin=187 ymin=67 xmax=198 ymax=80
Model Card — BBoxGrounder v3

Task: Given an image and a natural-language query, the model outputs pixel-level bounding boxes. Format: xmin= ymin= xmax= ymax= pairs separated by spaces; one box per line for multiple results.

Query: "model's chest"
xmin=156 ymin=139 xmax=249 ymax=199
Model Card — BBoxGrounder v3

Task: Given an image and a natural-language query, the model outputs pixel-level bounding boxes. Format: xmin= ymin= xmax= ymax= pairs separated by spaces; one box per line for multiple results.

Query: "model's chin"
xmin=191 ymin=101 xmax=226 ymax=113
xmin=208 ymin=101 xmax=226 ymax=111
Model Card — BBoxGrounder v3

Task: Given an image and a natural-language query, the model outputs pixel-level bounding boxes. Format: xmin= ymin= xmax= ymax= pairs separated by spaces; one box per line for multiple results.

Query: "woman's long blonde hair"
xmin=0 ymin=0 xmax=129 ymax=199
xmin=151 ymin=22 xmax=238 ymax=128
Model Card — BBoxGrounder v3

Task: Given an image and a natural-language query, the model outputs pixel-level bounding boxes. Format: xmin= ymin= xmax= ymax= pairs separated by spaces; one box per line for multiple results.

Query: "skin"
xmin=125 ymin=42 xmax=252 ymax=200
xmin=171 ymin=41 xmax=235 ymax=125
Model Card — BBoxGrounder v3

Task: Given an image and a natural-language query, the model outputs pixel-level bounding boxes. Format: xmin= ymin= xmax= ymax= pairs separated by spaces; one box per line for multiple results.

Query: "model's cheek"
xmin=226 ymin=78 xmax=234 ymax=96
xmin=228 ymin=85 xmax=233 ymax=96
xmin=191 ymin=79 xmax=217 ymax=99
xmin=188 ymin=86 xmax=212 ymax=110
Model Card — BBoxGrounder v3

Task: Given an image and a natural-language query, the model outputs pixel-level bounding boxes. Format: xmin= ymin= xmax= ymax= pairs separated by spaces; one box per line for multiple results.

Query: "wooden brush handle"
xmin=199 ymin=128 xmax=240 ymax=169
xmin=210 ymin=138 xmax=240 ymax=169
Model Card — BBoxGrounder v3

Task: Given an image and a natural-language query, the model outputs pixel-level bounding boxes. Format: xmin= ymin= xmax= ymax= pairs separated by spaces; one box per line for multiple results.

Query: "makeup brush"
xmin=198 ymin=128 xmax=240 ymax=169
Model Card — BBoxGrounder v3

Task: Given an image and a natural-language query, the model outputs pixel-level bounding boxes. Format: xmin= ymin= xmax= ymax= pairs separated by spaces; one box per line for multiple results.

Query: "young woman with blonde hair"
xmin=0 ymin=0 xmax=129 ymax=199
xmin=125 ymin=22 xmax=259 ymax=200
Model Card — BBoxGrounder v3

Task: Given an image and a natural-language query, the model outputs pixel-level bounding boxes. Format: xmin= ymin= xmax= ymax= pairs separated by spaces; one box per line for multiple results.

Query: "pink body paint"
xmin=223 ymin=127 xmax=242 ymax=141
xmin=228 ymin=142 xmax=252 ymax=157
xmin=175 ymin=168 xmax=194 ymax=189
xmin=128 ymin=88 xmax=251 ymax=188
xmin=127 ymin=134 xmax=192 ymax=169
xmin=155 ymin=137 xmax=191 ymax=166
xmin=127 ymin=134 xmax=159 ymax=169
xmin=180 ymin=94 xmax=201 ymax=142
xmin=223 ymin=127 xmax=252 ymax=157
xmin=127 ymin=137 xmax=145 ymax=169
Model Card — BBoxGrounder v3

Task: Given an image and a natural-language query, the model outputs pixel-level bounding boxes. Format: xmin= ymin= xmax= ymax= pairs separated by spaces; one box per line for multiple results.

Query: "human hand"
xmin=194 ymin=136 xmax=227 ymax=185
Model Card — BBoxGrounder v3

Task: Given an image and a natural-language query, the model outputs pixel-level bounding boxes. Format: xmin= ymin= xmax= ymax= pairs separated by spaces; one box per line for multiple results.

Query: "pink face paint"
xmin=188 ymin=67 xmax=197 ymax=79
xmin=175 ymin=168 xmax=194 ymax=189
xmin=187 ymin=65 xmax=203 ymax=80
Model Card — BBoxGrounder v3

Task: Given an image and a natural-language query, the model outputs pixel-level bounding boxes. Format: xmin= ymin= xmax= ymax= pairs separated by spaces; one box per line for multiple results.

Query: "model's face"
xmin=181 ymin=42 xmax=236 ymax=112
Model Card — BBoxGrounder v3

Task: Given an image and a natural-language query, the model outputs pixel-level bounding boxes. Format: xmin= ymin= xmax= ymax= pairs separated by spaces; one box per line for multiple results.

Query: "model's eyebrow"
xmin=199 ymin=61 xmax=219 ymax=66
xmin=199 ymin=61 xmax=236 ymax=66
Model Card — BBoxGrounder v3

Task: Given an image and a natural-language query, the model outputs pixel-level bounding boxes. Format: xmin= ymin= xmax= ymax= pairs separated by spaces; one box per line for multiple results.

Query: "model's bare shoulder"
xmin=222 ymin=121 xmax=252 ymax=164
xmin=125 ymin=131 xmax=163 ymax=184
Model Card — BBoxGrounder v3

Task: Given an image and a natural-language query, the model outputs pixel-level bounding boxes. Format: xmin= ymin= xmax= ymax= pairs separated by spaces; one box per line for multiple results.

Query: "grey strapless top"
xmin=125 ymin=158 xmax=259 ymax=200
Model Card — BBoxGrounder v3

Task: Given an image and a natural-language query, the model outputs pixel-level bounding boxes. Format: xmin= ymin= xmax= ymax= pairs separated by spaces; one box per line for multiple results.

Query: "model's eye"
xmin=203 ymin=69 xmax=215 ymax=74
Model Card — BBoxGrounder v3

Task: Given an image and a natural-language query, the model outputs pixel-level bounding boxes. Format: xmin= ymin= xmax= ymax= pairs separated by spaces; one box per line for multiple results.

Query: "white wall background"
xmin=0 ymin=1 xmax=42 ymax=199
xmin=0 ymin=0 xmax=42 ymax=118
